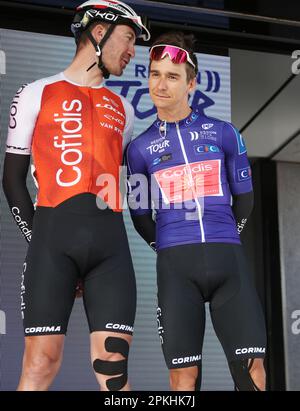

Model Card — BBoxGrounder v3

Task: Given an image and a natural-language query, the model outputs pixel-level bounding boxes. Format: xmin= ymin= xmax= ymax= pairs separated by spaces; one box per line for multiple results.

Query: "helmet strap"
xmin=86 ymin=24 xmax=116 ymax=79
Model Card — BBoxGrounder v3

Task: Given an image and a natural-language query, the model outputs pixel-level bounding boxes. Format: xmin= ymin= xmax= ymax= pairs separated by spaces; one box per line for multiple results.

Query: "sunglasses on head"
xmin=149 ymin=44 xmax=196 ymax=69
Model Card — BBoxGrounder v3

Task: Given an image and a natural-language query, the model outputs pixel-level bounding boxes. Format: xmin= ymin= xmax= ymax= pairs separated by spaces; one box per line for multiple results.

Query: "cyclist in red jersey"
xmin=2 ymin=0 xmax=150 ymax=391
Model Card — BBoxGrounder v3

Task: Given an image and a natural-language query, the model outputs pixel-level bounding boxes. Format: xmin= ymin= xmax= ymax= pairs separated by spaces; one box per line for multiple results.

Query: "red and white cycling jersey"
xmin=6 ymin=72 xmax=134 ymax=211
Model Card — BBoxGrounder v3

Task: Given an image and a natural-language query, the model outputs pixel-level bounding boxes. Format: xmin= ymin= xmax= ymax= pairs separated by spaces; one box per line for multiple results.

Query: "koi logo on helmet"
xmin=86 ymin=10 xmax=119 ymax=22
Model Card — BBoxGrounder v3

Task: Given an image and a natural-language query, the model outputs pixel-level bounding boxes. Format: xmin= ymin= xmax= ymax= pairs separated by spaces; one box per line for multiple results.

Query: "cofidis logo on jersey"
xmin=238 ymin=166 xmax=252 ymax=181
xmin=194 ymin=144 xmax=220 ymax=155
xmin=154 ymin=159 xmax=223 ymax=203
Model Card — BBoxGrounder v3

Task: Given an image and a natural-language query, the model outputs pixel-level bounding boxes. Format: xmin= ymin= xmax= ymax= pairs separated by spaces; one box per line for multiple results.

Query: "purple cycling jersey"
xmin=126 ymin=108 xmax=252 ymax=250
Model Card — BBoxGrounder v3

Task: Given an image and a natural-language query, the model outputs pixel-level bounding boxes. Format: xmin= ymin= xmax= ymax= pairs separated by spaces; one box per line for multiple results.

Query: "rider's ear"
xmin=91 ymin=23 xmax=108 ymax=43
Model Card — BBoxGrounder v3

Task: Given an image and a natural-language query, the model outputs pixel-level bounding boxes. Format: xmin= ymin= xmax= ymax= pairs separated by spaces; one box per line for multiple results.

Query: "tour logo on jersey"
xmin=154 ymin=159 xmax=222 ymax=204
xmin=153 ymin=153 xmax=172 ymax=166
xmin=202 ymin=123 xmax=214 ymax=130
xmin=147 ymin=136 xmax=170 ymax=155
xmin=194 ymin=144 xmax=220 ymax=155
xmin=238 ymin=166 xmax=252 ymax=181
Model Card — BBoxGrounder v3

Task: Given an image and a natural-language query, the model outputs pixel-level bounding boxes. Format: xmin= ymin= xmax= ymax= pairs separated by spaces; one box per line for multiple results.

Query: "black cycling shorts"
xmin=156 ymin=243 xmax=266 ymax=369
xmin=21 ymin=194 xmax=136 ymax=336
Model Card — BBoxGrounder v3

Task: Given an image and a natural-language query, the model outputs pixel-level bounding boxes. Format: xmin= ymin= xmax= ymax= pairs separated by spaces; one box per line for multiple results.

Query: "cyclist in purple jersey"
xmin=127 ymin=107 xmax=252 ymax=249
xmin=126 ymin=32 xmax=266 ymax=391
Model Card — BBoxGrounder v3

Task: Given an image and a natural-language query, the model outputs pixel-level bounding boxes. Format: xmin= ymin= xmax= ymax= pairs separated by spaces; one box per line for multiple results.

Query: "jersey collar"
xmin=155 ymin=107 xmax=200 ymax=130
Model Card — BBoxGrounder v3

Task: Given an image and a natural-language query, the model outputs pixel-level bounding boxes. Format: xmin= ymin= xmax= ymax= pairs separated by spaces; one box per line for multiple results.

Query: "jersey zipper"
xmin=175 ymin=122 xmax=205 ymax=243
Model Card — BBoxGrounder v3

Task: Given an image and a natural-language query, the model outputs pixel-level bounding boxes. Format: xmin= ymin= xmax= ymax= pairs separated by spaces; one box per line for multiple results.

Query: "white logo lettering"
xmin=0 ymin=49 xmax=6 ymax=75
xmin=54 ymin=99 xmax=83 ymax=187
xmin=20 ymin=262 xmax=27 ymax=319
xmin=0 ymin=310 xmax=6 ymax=335
xmin=105 ymin=323 xmax=134 ymax=332
xmin=25 ymin=326 xmax=61 ymax=334
xmin=157 ymin=307 xmax=164 ymax=344
xmin=235 ymin=347 xmax=265 ymax=355
xmin=87 ymin=10 xmax=118 ymax=22
xmin=96 ymin=103 xmax=125 ymax=118
xmin=291 ymin=50 xmax=300 ymax=75
xmin=237 ymin=218 xmax=247 ymax=234
xmin=291 ymin=310 xmax=300 ymax=335
xmin=104 ymin=114 xmax=124 ymax=125
xmin=161 ymin=163 xmax=212 ymax=179
xmin=12 ymin=207 xmax=32 ymax=241
xmin=190 ymin=131 xmax=200 ymax=141
xmin=9 ymin=84 xmax=28 ymax=129
xmin=146 ymin=140 xmax=170 ymax=155
xmin=202 ymin=123 xmax=214 ymax=130
xmin=172 ymin=354 xmax=202 ymax=365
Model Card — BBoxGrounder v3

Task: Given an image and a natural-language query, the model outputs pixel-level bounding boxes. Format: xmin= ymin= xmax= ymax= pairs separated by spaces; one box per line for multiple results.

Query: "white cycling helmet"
xmin=71 ymin=1 xmax=150 ymax=78
xmin=72 ymin=0 xmax=150 ymax=42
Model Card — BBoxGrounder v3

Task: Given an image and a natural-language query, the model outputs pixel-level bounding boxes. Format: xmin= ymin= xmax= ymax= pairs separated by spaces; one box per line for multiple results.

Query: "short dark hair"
xmin=150 ymin=32 xmax=198 ymax=82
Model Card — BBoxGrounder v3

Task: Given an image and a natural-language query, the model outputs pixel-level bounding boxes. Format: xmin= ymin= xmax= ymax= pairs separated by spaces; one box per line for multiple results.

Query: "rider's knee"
xmin=229 ymin=358 xmax=265 ymax=391
xmin=170 ymin=366 xmax=199 ymax=391
xmin=23 ymin=350 xmax=62 ymax=379
xmin=249 ymin=358 xmax=266 ymax=391
xmin=93 ymin=336 xmax=129 ymax=391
